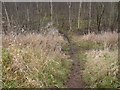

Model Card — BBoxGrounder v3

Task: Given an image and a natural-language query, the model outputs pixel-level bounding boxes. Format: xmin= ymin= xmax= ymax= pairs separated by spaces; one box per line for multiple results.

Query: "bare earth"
xmin=66 ymin=43 xmax=85 ymax=88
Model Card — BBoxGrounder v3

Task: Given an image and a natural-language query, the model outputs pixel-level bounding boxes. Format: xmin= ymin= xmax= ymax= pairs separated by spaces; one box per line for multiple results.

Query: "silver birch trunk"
xmin=88 ymin=1 xmax=91 ymax=33
xmin=3 ymin=2 xmax=11 ymax=29
xmin=78 ymin=2 xmax=82 ymax=29
xmin=27 ymin=8 xmax=30 ymax=22
xmin=68 ymin=2 xmax=72 ymax=31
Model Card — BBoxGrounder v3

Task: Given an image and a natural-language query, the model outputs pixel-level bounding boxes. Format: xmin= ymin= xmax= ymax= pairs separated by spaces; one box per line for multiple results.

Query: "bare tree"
xmin=77 ymin=2 xmax=82 ymax=29
xmin=96 ymin=3 xmax=105 ymax=32
xmin=50 ymin=0 xmax=53 ymax=24
xmin=56 ymin=14 xmax=59 ymax=26
xmin=14 ymin=2 xmax=21 ymax=32
xmin=109 ymin=2 xmax=116 ymax=32
xmin=2 ymin=2 xmax=118 ymax=34
xmin=68 ymin=2 xmax=72 ymax=31
xmin=3 ymin=2 xmax=11 ymax=33
xmin=27 ymin=8 xmax=30 ymax=22
xmin=36 ymin=2 xmax=40 ymax=30
xmin=88 ymin=1 xmax=91 ymax=33
xmin=15 ymin=2 xmax=19 ymax=23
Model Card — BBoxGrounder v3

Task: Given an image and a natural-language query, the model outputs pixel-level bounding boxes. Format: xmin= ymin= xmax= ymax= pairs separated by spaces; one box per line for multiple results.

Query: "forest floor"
xmin=65 ymin=42 xmax=86 ymax=88
xmin=63 ymin=35 xmax=86 ymax=88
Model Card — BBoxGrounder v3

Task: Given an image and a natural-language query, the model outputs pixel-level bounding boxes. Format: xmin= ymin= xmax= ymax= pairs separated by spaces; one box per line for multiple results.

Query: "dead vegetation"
xmin=72 ymin=31 xmax=118 ymax=49
xmin=72 ymin=31 xmax=119 ymax=88
xmin=2 ymin=30 xmax=119 ymax=88
xmin=2 ymin=32 xmax=72 ymax=88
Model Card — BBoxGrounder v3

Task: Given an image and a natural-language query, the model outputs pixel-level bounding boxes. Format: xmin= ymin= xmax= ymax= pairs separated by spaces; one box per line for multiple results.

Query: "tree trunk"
xmin=27 ymin=8 xmax=30 ymax=22
xmin=36 ymin=2 xmax=40 ymax=31
xmin=68 ymin=2 xmax=72 ymax=31
xmin=77 ymin=2 xmax=82 ymax=29
xmin=88 ymin=1 xmax=91 ymax=33
xmin=50 ymin=0 xmax=53 ymax=24
xmin=15 ymin=2 xmax=19 ymax=24
xmin=3 ymin=2 xmax=11 ymax=34
xmin=56 ymin=14 xmax=59 ymax=26
xmin=96 ymin=3 xmax=105 ymax=33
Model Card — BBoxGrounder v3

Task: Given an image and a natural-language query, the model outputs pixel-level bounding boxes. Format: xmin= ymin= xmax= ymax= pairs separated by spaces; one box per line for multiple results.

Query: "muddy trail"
xmin=63 ymin=34 xmax=86 ymax=88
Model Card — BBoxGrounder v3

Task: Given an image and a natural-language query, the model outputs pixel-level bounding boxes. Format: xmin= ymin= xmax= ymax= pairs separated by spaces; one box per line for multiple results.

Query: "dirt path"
xmin=66 ymin=43 xmax=85 ymax=88
xmin=59 ymin=32 xmax=85 ymax=88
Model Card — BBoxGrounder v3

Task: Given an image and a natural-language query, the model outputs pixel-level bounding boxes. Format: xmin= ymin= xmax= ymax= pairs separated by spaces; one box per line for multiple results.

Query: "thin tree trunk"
xmin=68 ymin=2 xmax=72 ymax=31
xmin=50 ymin=0 xmax=53 ymax=24
xmin=88 ymin=1 xmax=91 ymax=33
xmin=3 ymin=2 xmax=11 ymax=31
xmin=27 ymin=8 xmax=30 ymax=22
xmin=26 ymin=6 xmax=30 ymax=31
xmin=56 ymin=14 xmax=59 ymax=26
xmin=15 ymin=2 xmax=19 ymax=24
xmin=14 ymin=2 xmax=20 ymax=32
xmin=78 ymin=2 xmax=82 ymax=29
xmin=109 ymin=2 xmax=114 ymax=32
xmin=97 ymin=3 xmax=105 ymax=33
xmin=36 ymin=2 xmax=40 ymax=30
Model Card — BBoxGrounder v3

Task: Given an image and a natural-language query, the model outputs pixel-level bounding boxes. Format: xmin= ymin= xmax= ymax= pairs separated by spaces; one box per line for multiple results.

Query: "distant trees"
xmin=3 ymin=2 xmax=11 ymax=34
xmin=2 ymin=2 xmax=118 ymax=34
xmin=109 ymin=2 xmax=118 ymax=32
xmin=96 ymin=3 xmax=105 ymax=33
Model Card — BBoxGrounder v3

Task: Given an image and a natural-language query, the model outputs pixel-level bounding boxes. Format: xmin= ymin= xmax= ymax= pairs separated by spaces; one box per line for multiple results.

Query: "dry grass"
xmin=2 ymin=31 xmax=119 ymax=88
xmin=2 ymin=33 xmax=71 ymax=88
xmin=72 ymin=31 xmax=119 ymax=88
xmin=72 ymin=31 xmax=118 ymax=49
xmin=83 ymin=49 xmax=119 ymax=88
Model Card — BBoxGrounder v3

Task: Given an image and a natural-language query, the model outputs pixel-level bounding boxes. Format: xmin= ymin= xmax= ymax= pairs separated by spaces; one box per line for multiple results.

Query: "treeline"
xmin=2 ymin=2 xmax=118 ymax=34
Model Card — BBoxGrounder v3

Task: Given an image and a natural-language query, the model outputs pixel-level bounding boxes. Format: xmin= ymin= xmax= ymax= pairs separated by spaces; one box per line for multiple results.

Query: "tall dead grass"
xmin=72 ymin=31 xmax=119 ymax=88
xmin=2 ymin=33 xmax=71 ymax=88
xmin=83 ymin=49 xmax=119 ymax=88
xmin=72 ymin=31 xmax=118 ymax=49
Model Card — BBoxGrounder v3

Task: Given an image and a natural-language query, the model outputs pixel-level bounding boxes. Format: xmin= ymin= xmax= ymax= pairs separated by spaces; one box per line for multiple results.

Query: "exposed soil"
xmin=65 ymin=41 xmax=86 ymax=88
xmin=60 ymin=32 xmax=86 ymax=88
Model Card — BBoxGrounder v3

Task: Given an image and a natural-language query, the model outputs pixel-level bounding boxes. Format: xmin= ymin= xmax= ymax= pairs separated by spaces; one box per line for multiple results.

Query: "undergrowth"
xmin=83 ymin=49 xmax=119 ymax=88
xmin=72 ymin=32 xmax=119 ymax=88
xmin=2 ymin=33 xmax=72 ymax=88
